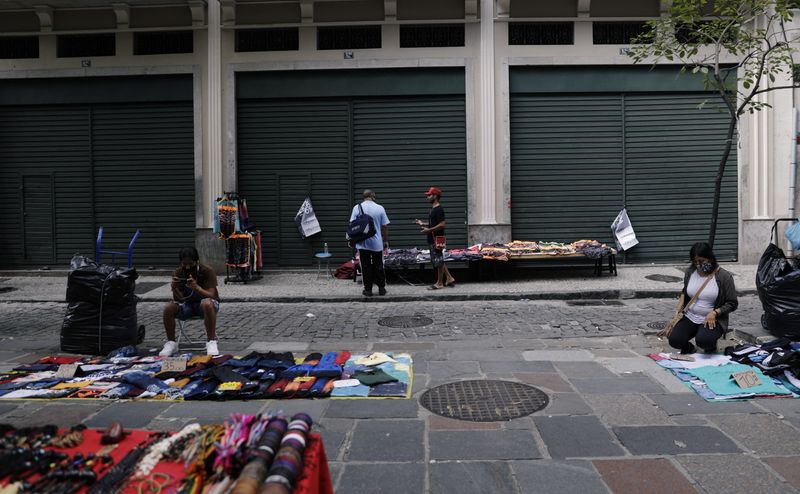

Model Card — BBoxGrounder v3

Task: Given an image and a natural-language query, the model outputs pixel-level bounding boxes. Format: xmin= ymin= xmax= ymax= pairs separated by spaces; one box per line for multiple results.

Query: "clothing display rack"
xmin=214 ymin=191 xmax=263 ymax=284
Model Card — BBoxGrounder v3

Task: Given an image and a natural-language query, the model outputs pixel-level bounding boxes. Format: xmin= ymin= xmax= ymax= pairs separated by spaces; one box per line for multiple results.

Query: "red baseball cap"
xmin=424 ymin=186 xmax=442 ymax=196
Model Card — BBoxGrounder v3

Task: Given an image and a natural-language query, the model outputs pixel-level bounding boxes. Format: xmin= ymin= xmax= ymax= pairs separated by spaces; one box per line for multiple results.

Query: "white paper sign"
xmin=55 ymin=364 xmax=79 ymax=379
xmin=295 ymin=197 xmax=322 ymax=238
xmin=611 ymin=208 xmax=639 ymax=251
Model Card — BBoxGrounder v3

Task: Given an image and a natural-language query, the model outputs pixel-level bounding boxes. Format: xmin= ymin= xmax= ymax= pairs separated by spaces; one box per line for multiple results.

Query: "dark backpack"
xmin=346 ymin=204 xmax=377 ymax=243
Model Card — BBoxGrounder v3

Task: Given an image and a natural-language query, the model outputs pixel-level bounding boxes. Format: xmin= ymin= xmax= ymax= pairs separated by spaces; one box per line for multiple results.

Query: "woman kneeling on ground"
xmin=667 ymin=242 xmax=738 ymax=355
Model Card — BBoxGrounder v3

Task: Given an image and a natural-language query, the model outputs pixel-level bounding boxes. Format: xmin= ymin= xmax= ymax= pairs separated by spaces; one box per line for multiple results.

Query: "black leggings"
xmin=668 ymin=316 xmax=723 ymax=353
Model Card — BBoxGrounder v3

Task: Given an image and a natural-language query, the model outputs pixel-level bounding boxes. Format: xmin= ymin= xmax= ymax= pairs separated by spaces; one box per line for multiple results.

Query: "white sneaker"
xmin=206 ymin=340 xmax=220 ymax=356
xmin=159 ymin=341 xmax=177 ymax=357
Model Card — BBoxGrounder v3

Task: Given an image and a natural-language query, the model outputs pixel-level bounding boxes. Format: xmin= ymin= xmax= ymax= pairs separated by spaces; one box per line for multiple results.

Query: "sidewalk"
xmin=0 ymin=262 xmax=757 ymax=304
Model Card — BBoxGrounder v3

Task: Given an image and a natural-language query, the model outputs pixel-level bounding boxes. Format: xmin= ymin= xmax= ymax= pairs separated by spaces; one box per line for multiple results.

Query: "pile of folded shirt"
xmin=384 ymin=248 xmax=424 ymax=267
xmin=571 ymin=239 xmax=613 ymax=259
xmin=479 ymin=243 xmax=510 ymax=261
xmin=506 ymin=241 xmax=541 ymax=257
xmin=538 ymin=242 xmax=575 ymax=256
xmin=726 ymin=338 xmax=800 ymax=393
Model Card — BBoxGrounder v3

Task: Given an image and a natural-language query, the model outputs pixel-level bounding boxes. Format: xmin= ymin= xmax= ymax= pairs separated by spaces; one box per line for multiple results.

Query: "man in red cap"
xmin=416 ymin=187 xmax=455 ymax=289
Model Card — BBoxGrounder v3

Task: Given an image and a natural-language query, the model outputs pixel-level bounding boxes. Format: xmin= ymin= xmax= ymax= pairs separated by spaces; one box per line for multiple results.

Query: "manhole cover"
xmin=378 ymin=315 xmax=433 ymax=328
xmin=645 ymin=274 xmax=683 ymax=283
xmin=420 ymin=380 xmax=549 ymax=422
xmin=566 ymin=300 xmax=624 ymax=306
xmin=647 ymin=321 xmax=667 ymax=330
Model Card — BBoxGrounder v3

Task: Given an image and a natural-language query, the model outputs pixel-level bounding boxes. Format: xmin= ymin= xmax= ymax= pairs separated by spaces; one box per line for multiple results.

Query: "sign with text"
xmin=161 ymin=357 xmax=187 ymax=372
xmin=732 ymin=370 xmax=761 ymax=389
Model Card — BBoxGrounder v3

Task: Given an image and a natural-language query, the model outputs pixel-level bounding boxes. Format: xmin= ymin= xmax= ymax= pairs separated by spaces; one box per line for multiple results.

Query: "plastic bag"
xmin=66 ymin=255 xmax=138 ymax=306
xmin=785 ymin=221 xmax=800 ymax=250
xmin=756 ymin=243 xmax=800 ymax=339
xmin=61 ymin=301 xmax=139 ymax=355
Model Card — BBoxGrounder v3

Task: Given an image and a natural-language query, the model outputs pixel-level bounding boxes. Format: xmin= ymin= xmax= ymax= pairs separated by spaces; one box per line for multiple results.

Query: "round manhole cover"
xmin=378 ymin=315 xmax=433 ymax=328
xmin=420 ymin=380 xmax=549 ymax=422
xmin=645 ymin=274 xmax=683 ymax=283
xmin=647 ymin=321 xmax=667 ymax=330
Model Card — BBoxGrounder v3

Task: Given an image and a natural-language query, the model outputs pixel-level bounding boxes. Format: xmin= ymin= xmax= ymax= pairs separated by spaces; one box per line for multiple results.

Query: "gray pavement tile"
xmin=511 ymin=460 xmax=609 ymax=494
xmin=592 ymin=458 xmax=698 ymax=494
xmin=569 ymin=373 xmax=665 ymax=394
xmin=584 ymin=394 xmax=672 ymax=426
xmin=429 ymin=430 xmax=541 ymax=460
xmin=708 ymin=413 xmax=800 ymax=456
xmin=338 ymin=463 xmax=425 ymax=494
xmin=145 ymin=417 xmax=193 ymax=432
xmin=590 ymin=349 xmax=639 ymax=358
xmin=480 ymin=361 xmax=555 ymax=374
xmin=514 ymin=373 xmax=574 ymax=392
xmin=678 ymin=454 xmax=796 ymax=494
xmin=319 ymin=430 xmax=346 ymax=461
xmin=430 ymin=461 xmax=517 ymax=494
xmin=372 ymin=342 xmax=436 ymax=350
xmin=754 ymin=398 xmax=800 ymax=427
xmin=161 ymin=401 xmax=264 ymax=419
xmin=4 ymin=402 xmax=107 ymax=428
xmin=670 ymin=416 xmax=711 ymax=426
xmin=539 ymin=393 xmax=592 ymax=415
xmin=0 ymin=403 xmax=21 ymax=417
xmin=613 ymin=426 xmax=742 ymax=455
xmin=523 ymin=350 xmax=594 ymax=361
xmin=261 ymin=398 xmax=329 ymax=420
xmin=447 ymin=350 xmax=522 ymax=361
xmin=427 ymin=361 xmax=481 ymax=382
xmin=325 ymin=399 xmax=418 ymax=419
xmin=553 ymin=362 xmax=618 ymax=379
xmin=83 ymin=402 xmax=172 ymax=428
xmin=647 ymin=393 xmax=759 ymax=415
xmin=533 ymin=415 xmax=624 ymax=458
xmin=348 ymin=420 xmax=424 ymax=461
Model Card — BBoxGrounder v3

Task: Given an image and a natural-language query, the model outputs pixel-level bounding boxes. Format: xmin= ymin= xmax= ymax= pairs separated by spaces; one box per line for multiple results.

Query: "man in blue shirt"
xmin=350 ymin=189 xmax=390 ymax=297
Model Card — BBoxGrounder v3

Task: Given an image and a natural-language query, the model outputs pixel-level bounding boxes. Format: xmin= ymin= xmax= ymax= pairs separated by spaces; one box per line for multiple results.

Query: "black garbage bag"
xmin=66 ymin=255 xmax=138 ymax=307
xmin=756 ymin=243 xmax=800 ymax=339
xmin=60 ymin=300 xmax=139 ymax=355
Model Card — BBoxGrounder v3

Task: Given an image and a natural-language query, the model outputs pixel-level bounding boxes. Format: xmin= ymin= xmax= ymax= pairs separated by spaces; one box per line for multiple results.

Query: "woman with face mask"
xmin=667 ymin=242 xmax=738 ymax=354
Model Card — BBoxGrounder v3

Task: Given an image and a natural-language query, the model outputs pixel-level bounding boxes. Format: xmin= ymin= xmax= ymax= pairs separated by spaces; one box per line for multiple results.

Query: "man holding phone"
xmin=160 ymin=246 xmax=221 ymax=356
xmin=416 ymin=186 xmax=455 ymax=290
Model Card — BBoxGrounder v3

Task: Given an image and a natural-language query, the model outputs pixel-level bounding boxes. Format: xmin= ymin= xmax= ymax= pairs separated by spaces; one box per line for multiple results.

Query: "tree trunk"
xmin=708 ymin=115 xmax=737 ymax=247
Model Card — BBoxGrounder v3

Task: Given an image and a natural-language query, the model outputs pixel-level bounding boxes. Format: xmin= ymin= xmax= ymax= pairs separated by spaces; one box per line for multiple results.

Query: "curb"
xmin=0 ymin=289 xmax=759 ymax=304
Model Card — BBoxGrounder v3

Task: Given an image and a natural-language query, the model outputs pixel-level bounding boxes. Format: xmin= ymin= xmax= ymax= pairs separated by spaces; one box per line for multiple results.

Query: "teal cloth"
xmin=686 ymin=363 xmax=791 ymax=396
xmin=330 ymin=383 xmax=370 ymax=397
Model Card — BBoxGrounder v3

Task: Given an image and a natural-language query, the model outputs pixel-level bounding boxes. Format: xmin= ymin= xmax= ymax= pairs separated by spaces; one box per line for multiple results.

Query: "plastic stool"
xmin=315 ymin=252 xmax=333 ymax=279
xmin=177 ymin=315 xmax=206 ymax=351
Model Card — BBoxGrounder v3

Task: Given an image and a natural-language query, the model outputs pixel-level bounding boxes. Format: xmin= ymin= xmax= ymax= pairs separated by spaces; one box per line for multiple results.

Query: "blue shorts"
xmin=178 ymin=298 xmax=220 ymax=320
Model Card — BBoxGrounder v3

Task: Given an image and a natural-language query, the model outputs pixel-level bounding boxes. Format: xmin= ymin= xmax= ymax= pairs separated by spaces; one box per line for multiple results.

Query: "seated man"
xmin=160 ymin=247 xmax=221 ymax=356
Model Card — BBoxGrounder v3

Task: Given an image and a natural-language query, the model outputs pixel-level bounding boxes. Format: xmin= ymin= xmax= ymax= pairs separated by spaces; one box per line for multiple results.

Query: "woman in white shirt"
xmin=668 ymin=242 xmax=738 ymax=354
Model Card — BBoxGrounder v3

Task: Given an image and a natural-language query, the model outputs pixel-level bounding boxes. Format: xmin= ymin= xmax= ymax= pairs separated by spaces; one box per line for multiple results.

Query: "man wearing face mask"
xmin=667 ymin=242 xmax=738 ymax=354
xmin=160 ymin=246 xmax=221 ymax=357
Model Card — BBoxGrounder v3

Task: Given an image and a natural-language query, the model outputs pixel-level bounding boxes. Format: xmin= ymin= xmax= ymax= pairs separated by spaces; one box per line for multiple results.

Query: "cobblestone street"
xmin=0 ymin=296 xmax=766 ymax=352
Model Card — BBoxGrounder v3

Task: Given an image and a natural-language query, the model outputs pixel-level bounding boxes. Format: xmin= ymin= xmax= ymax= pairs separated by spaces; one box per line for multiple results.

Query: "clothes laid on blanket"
xmin=725 ymin=339 xmax=800 ymax=376
xmin=0 ymin=351 xmax=412 ymax=401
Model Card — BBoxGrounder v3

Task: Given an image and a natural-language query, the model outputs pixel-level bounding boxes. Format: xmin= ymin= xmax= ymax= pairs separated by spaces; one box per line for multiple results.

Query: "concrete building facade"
xmin=1 ymin=0 xmax=797 ymax=269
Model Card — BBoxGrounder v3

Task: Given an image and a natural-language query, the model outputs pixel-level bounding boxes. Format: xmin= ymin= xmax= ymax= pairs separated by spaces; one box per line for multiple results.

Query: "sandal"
xmin=445 ymin=281 xmax=456 ymax=288
xmin=427 ymin=285 xmax=443 ymax=290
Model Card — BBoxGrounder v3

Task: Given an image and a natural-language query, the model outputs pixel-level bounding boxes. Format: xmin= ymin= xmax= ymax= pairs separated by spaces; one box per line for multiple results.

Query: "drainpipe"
xmin=789 ymin=106 xmax=798 ymax=256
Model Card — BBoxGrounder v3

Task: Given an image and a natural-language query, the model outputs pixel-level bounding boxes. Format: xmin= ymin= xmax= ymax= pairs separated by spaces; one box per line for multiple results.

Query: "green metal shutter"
xmin=237 ymin=100 xmax=352 ymax=266
xmin=623 ymin=93 xmax=737 ymax=262
xmin=91 ymin=102 xmax=195 ymax=266
xmin=352 ymin=97 xmax=467 ymax=250
xmin=0 ymin=105 xmax=93 ymax=268
xmin=510 ymin=95 xmax=624 ymax=245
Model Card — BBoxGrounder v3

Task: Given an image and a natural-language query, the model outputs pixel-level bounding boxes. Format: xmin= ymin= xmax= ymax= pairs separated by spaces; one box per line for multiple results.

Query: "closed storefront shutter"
xmin=92 ymin=102 xmax=195 ymax=266
xmin=0 ymin=76 xmax=195 ymax=268
xmin=623 ymin=93 xmax=737 ymax=262
xmin=510 ymin=67 xmax=738 ymax=262
xmin=352 ymin=97 xmax=467 ymax=251
xmin=237 ymin=100 xmax=351 ymax=266
xmin=236 ymin=68 xmax=467 ymax=267
xmin=0 ymin=106 xmax=92 ymax=267
xmin=511 ymin=95 xmax=624 ymax=246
